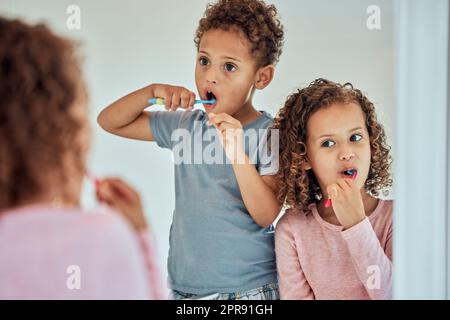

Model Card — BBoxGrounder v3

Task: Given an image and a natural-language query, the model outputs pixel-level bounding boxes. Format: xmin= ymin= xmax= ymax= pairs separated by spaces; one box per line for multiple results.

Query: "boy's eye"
xmin=199 ymin=57 xmax=209 ymax=66
xmin=224 ymin=63 xmax=237 ymax=72
xmin=321 ymin=140 xmax=335 ymax=148
xmin=350 ymin=134 xmax=362 ymax=142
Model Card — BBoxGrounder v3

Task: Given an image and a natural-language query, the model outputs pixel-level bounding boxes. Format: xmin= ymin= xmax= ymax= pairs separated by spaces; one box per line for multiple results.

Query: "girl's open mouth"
xmin=341 ymin=168 xmax=358 ymax=179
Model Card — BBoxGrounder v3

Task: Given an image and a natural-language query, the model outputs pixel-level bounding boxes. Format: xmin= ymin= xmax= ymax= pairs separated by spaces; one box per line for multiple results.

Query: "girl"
xmin=0 ymin=17 xmax=164 ymax=299
xmin=273 ymin=78 xmax=393 ymax=300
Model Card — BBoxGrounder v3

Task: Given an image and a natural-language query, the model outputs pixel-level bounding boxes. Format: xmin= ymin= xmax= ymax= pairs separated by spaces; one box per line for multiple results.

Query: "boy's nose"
xmin=205 ymin=68 xmax=218 ymax=84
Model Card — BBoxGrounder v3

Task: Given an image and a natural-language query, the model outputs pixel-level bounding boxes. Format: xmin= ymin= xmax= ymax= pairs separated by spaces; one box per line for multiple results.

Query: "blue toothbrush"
xmin=148 ymin=97 xmax=216 ymax=106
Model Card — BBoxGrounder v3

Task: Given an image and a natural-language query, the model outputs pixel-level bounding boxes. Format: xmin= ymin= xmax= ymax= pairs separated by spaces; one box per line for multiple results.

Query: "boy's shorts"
xmin=170 ymin=283 xmax=279 ymax=300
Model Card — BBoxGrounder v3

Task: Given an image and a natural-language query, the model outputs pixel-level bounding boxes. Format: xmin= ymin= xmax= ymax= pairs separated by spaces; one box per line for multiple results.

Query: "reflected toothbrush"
xmin=86 ymin=171 xmax=101 ymax=192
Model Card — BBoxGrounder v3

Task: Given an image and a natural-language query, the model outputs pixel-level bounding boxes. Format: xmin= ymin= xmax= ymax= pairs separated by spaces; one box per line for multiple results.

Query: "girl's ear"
xmin=302 ymin=159 xmax=312 ymax=171
xmin=255 ymin=65 xmax=274 ymax=90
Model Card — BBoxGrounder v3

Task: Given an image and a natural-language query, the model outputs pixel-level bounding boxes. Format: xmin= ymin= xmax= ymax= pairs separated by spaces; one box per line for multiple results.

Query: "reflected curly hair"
xmin=194 ymin=0 xmax=284 ymax=67
xmin=0 ymin=18 xmax=88 ymax=210
xmin=271 ymin=78 xmax=393 ymax=214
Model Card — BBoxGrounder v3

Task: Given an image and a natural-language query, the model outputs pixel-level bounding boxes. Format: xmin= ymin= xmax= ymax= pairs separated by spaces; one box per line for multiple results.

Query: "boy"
xmin=98 ymin=0 xmax=284 ymax=299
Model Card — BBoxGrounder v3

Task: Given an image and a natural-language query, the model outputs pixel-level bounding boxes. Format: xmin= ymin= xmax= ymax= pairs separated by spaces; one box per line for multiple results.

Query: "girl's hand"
xmin=96 ymin=177 xmax=148 ymax=231
xmin=326 ymin=178 xmax=365 ymax=229
xmin=151 ymin=84 xmax=196 ymax=111
xmin=207 ymin=113 xmax=246 ymax=164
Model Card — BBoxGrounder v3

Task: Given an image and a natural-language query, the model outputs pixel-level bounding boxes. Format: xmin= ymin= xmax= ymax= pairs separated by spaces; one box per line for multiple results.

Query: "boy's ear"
xmin=254 ymin=64 xmax=275 ymax=90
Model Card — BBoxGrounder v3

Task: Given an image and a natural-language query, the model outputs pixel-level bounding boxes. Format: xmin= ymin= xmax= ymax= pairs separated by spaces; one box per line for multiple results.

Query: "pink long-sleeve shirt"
xmin=275 ymin=199 xmax=393 ymax=300
xmin=0 ymin=204 xmax=166 ymax=299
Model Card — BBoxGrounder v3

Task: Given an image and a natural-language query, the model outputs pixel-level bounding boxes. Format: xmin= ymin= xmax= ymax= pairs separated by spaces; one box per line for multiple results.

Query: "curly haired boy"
xmin=98 ymin=0 xmax=285 ymax=299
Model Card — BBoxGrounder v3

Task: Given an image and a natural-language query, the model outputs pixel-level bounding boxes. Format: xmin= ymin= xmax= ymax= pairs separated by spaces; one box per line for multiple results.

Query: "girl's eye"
xmin=321 ymin=140 xmax=335 ymax=148
xmin=350 ymin=134 xmax=362 ymax=142
xmin=199 ymin=57 xmax=209 ymax=66
xmin=224 ymin=63 xmax=237 ymax=72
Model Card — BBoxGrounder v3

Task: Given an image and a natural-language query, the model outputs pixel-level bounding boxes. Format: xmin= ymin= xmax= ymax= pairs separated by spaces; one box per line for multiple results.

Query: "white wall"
xmin=0 ymin=0 xmax=395 ymax=283
xmin=393 ymin=0 xmax=449 ymax=299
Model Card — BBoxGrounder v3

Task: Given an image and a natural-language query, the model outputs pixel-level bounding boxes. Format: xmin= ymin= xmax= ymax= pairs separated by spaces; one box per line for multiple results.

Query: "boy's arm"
xmin=232 ymin=158 xmax=282 ymax=228
xmin=208 ymin=113 xmax=281 ymax=227
xmin=97 ymin=84 xmax=196 ymax=141
xmin=97 ymin=85 xmax=157 ymax=141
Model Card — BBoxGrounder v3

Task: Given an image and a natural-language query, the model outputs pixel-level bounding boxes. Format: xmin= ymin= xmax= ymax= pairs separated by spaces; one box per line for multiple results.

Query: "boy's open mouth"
xmin=204 ymin=90 xmax=218 ymax=109
xmin=341 ymin=168 xmax=358 ymax=179
xmin=207 ymin=90 xmax=216 ymax=101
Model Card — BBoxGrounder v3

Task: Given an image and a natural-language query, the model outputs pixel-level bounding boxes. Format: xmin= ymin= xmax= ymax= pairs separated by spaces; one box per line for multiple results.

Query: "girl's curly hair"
xmin=271 ymin=78 xmax=393 ymax=214
xmin=194 ymin=0 xmax=284 ymax=67
xmin=0 ymin=18 xmax=89 ymax=210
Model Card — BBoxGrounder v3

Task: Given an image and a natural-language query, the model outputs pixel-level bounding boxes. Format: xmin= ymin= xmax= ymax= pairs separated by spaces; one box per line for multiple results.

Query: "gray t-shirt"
xmin=150 ymin=109 xmax=278 ymax=294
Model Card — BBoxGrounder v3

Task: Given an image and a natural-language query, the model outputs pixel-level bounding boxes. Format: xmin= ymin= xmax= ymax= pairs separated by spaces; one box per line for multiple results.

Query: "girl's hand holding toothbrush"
xmin=326 ymin=177 xmax=366 ymax=230
xmin=96 ymin=177 xmax=149 ymax=231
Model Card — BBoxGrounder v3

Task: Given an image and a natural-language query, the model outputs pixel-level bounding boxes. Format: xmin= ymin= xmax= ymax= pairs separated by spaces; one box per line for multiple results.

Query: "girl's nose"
xmin=339 ymin=152 xmax=355 ymax=161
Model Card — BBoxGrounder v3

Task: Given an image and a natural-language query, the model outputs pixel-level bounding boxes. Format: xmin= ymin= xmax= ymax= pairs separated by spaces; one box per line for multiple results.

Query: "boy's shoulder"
xmin=152 ymin=109 xmax=274 ymax=133
xmin=170 ymin=109 xmax=206 ymax=124
xmin=168 ymin=109 xmax=273 ymax=125
xmin=151 ymin=109 xmax=206 ymax=130
xmin=245 ymin=110 xmax=274 ymax=130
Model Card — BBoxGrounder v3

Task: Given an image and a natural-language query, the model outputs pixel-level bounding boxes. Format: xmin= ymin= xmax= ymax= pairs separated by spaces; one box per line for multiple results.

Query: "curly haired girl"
xmin=0 ymin=17 xmax=164 ymax=299
xmin=273 ymin=78 xmax=394 ymax=300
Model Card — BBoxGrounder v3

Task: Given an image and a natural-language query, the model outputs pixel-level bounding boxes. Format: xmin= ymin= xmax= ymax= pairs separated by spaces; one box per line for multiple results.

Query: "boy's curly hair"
xmin=194 ymin=0 xmax=284 ymax=67
xmin=0 ymin=18 xmax=88 ymax=210
xmin=271 ymin=78 xmax=393 ymax=214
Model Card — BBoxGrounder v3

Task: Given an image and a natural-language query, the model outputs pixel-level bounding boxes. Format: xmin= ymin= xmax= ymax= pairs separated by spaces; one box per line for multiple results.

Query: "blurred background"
xmin=0 ymin=0 xmax=448 ymax=299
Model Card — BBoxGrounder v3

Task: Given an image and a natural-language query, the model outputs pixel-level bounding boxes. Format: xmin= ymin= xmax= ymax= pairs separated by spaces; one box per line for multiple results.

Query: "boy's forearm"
xmin=232 ymin=155 xmax=281 ymax=228
xmin=98 ymin=84 xmax=155 ymax=130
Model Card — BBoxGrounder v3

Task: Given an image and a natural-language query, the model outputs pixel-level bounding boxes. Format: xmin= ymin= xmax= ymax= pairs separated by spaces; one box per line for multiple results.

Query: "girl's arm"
xmin=275 ymin=216 xmax=315 ymax=300
xmin=97 ymin=177 xmax=167 ymax=299
xmin=327 ymin=179 xmax=393 ymax=299
xmin=135 ymin=229 xmax=167 ymax=299
xmin=341 ymin=218 xmax=393 ymax=300
xmin=97 ymin=84 xmax=196 ymax=141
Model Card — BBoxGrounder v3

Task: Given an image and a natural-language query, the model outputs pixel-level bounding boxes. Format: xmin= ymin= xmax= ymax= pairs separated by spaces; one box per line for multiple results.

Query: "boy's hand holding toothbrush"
xmin=147 ymin=84 xmax=216 ymax=111
xmin=207 ymin=113 xmax=245 ymax=164
xmin=149 ymin=84 xmax=197 ymax=111
xmin=326 ymin=171 xmax=366 ymax=230
xmin=97 ymin=83 xmax=216 ymax=141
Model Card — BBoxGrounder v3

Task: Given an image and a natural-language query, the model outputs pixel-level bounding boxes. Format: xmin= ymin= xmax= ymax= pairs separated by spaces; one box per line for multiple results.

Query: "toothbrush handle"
xmin=148 ymin=98 xmax=163 ymax=105
xmin=148 ymin=98 xmax=216 ymax=105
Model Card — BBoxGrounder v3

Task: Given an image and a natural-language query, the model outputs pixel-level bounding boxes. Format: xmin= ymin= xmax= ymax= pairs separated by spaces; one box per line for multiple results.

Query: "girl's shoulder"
xmin=0 ymin=204 xmax=135 ymax=245
xmin=276 ymin=206 xmax=314 ymax=231
xmin=369 ymin=199 xmax=394 ymax=226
